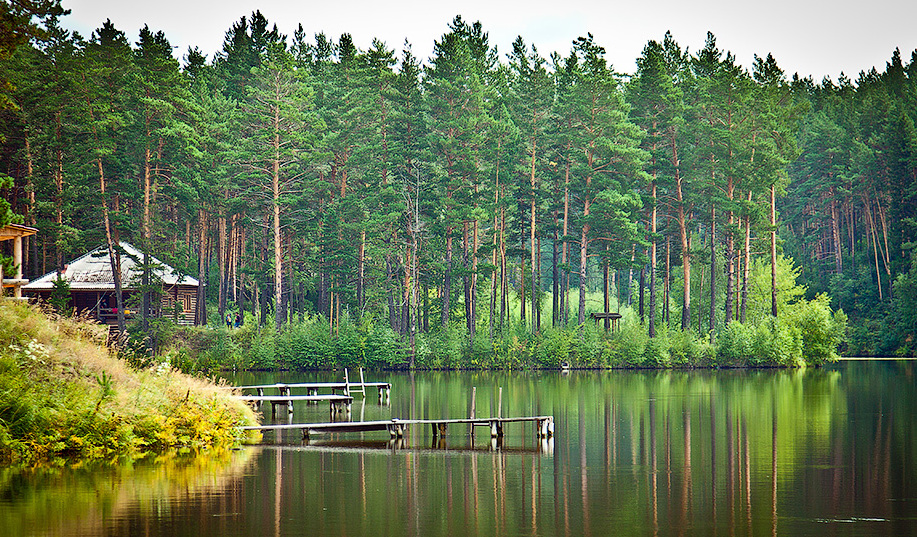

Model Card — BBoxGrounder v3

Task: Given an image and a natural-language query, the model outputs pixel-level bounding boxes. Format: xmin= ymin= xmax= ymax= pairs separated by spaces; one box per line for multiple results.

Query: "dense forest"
xmin=0 ymin=4 xmax=912 ymax=363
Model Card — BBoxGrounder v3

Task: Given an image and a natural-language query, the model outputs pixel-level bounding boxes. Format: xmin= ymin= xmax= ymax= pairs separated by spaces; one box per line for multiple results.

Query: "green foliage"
xmin=784 ymin=294 xmax=847 ymax=365
xmin=415 ymin=326 xmax=464 ymax=369
xmin=891 ymin=250 xmax=917 ymax=355
xmin=0 ymin=254 xmax=18 ymax=284
xmin=717 ymin=322 xmax=755 ymax=366
xmin=746 ymin=255 xmax=807 ymax=323
xmin=2 ymin=12 xmax=882 ymax=362
xmin=48 ymin=275 xmax=72 ymax=315
xmin=158 ymin=295 xmax=848 ymax=371
xmin=668 ymin=328 xmax=715 ymax=367
xmin=0 ymin=301 xmax=257 ymax=466
xmin=747 ymin=317 xmax=793 ymax=366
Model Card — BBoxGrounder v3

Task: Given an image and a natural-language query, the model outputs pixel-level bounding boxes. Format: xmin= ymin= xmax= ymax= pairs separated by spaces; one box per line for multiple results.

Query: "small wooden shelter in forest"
xmin=0 ymin=223 xmax=38 ymax=299
xmin=23 ymin=242 xmax=200 ymax=326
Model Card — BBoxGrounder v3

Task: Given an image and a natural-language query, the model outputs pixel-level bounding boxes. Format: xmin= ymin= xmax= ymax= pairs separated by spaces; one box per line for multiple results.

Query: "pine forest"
xmin=2 ymin=7 xmax=915 ymax=369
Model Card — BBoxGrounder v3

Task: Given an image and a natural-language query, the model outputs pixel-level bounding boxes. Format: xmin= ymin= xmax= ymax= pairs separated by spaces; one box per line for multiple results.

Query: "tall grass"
xmin=0 ymin=300 xmax=259 ymax=466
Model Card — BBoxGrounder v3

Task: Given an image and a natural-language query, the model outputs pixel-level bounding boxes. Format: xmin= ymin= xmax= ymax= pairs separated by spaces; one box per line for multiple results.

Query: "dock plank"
xmin=235 ymin=394 xmax=354 ymax=416
xmin=234 ymin=382 xmax=391 ymax=391
xmin=236 ymin=395 xmax=353 ymax=402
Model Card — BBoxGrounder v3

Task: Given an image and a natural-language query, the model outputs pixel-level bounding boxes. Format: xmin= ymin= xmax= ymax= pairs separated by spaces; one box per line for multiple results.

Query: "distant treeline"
xmin=1 ymin=6 xmax=914 ymax=357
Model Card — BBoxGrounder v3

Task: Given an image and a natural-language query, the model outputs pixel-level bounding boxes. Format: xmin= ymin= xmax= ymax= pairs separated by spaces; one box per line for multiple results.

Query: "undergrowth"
xmin=0 ymin=300 xmax=259 ymax=466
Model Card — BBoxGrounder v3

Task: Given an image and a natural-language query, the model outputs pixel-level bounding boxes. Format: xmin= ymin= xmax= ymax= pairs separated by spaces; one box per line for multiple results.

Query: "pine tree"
xmin=425 ymin=16 xmax=492 ymax=333
xmin=629 ymin=33 xmax=688 ymax=336
xmin=241 ymin=42 xmax=322 ymax=331
xmin=81 ymin=20 xmax=138 ymax=334
xmin=563 ymin=34 xmax=647 ymax=324
xmin=508 ymin=37 xmax=553 ymax=332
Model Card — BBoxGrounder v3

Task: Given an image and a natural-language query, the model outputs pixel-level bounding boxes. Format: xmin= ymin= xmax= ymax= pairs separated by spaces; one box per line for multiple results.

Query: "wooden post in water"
xmin=470 ymin=387 xmax=476 ymax=438
xmin=498 ymin=387 xmax=503 ymax=418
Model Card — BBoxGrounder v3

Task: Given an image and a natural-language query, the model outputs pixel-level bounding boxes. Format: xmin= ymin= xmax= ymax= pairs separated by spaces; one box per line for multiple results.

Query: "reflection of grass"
xmin=0 ymin=448 xmax=257 ymax=537
xmin=0 ymin=300 xmax=260 ymax=465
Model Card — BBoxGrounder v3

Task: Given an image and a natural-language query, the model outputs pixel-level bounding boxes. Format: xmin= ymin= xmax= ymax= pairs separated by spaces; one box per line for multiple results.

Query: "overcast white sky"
xmin=60 ymin=0 xmax=917 ymax=81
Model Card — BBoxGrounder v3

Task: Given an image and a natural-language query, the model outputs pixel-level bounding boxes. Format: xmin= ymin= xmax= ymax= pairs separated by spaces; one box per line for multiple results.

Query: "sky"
xmin=59 ymin=0 xmax=917 ymax=81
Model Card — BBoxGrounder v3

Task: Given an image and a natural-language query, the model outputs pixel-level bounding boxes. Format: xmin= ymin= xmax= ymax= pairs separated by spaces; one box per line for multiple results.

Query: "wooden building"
xmin=0 ymin=223 xmax=38 ymax=299
xmin=23 ymin=242 xmax=200 ymax=326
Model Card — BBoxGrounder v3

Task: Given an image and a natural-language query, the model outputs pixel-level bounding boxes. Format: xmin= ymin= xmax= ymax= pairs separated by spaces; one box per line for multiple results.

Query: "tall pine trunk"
xmin=562 ymin=157 xmax=570 ymax=324
xmin=665 ymin=237 xmax=671 ymax=327
xmin=99 ymin=160 xmax=125 ymax=335
xmin=830 ymin=192 xmax=843 ymax=275
xmin=462 ymin=222 xmax=471 ymax=333
xmin=54 ymin=111 xmax=64 ymax=271
xmin=724 ymin=205 xmax=735 ymax=328
xmin=442 ymin=232 xmax=452 ymax=328
xmin=272 ymin=110 xmax=283 ymax=331
xmin=770 ymin=185 xmax=778 ymax=317
xmin=529 ymin=137 xmax=538 ymax=334
xmin=677 ymin=201 xmax=690 ymax=330
xmin=196 ymin=208 xmax=209 ymax=326
xmin=649 ymin=180 xmax=657 ymax=338
xmin=357 ymin=230 xmax=365 ymax=318
xmin=552 ymin=222 xmax=559 ymax=327
xmin=500 ymin=206 xmax=507 ymax=329
xmin=603 ymin=244 xmax=610 ymax=330
xmin=471 ymin=220 xmax=479 ymax=338
xmin=578 ymin=190 xmax=591 ymax=325
xmin=709 ymin=206 xmax=716 ymax=335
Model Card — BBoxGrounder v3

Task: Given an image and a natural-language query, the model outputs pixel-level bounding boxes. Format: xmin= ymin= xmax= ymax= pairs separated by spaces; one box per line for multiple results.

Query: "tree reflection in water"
xmin=2 ymin=362 xmax=916 ymax=536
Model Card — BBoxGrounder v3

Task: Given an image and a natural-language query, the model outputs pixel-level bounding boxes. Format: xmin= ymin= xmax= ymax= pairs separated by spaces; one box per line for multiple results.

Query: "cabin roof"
xmin=23 ymin=242 xmax=199 ymax=291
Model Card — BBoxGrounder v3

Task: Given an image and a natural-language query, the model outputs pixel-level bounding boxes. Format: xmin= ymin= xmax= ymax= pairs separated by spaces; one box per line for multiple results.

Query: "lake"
xmin=2 ymin=360 xmax=915 ymax=536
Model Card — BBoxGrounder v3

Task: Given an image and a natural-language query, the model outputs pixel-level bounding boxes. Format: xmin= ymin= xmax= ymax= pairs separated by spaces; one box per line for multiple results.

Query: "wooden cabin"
xmin=23 ymin=242 xmax=200 ymax=326
xmin=0 ymin=223 xmax=38 ymax=299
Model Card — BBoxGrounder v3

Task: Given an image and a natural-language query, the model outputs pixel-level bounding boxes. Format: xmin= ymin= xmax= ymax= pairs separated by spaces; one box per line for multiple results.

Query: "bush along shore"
xmin=0 ymin=301 xmax=260 ymax=466
xmin=158 ymin=294 xmax=847 ymax=373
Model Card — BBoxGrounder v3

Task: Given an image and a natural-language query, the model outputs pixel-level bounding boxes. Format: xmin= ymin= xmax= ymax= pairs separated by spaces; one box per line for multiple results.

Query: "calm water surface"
xmin=2 ymin=360 xmax=916 ymax=536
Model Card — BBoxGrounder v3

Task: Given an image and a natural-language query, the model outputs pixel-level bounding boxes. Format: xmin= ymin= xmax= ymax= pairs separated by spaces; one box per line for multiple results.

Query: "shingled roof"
xmin=24 ymin=242 xmax=198 ymax=291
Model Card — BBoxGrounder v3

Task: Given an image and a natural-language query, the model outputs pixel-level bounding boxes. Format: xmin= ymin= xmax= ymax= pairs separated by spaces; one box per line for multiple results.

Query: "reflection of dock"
xmin=243 ymin=416 xmax=555 ymax=440
xmin=258 ymin=438 xmax=554 ymax=455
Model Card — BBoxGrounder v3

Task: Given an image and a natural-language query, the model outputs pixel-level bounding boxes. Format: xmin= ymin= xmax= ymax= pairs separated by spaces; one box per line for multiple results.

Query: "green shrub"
xmin=535 ymin=328 xmax=574 ymax=368
xmin=607 ymin=323 xmax=647 ymax=367
xmin=667 ymin=328 xmax=712 ymax=367
xmin=156 ymin=294 xmax=846 ymax=371
xmin=364 ymin=323 xmax=405 ymax=368
xmin=749 ymin=316 xmax=803 ymax=367
xmin=643 ymin=335 xmax=671 ymax=368
xmin=783 ymin=294 xmax=846 ymax=365
xmin=717 ymin=322 xmax=755 ymax=366
xmin=414 ymin=326 xmax=464 ymax=369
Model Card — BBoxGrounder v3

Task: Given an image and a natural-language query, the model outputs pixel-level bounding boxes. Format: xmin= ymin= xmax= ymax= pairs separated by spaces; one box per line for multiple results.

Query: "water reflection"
xmin=2 ymin=362 xmax=916 ymax=536
xmin=0 ymin=449 xmax=256 ymax=537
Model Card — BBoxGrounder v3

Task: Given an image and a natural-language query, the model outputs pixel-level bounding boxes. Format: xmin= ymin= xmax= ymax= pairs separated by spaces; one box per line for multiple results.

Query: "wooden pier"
xmin=235 ymin=380 xmax=555 ymax=446
xmin=243 ymin=415 xmax=555 ymax=440
xmin=233 ymin=368 xmax=391 ymax=400
xmin=235 ymin=394 xmax=353 ymax=416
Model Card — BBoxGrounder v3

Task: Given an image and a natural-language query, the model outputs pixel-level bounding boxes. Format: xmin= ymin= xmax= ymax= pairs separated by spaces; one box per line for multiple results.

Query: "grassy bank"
xmin=0 ymin=300 xmax=260 ymax=466
xmin=161 ymin=294 xmax=847 ymax=372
